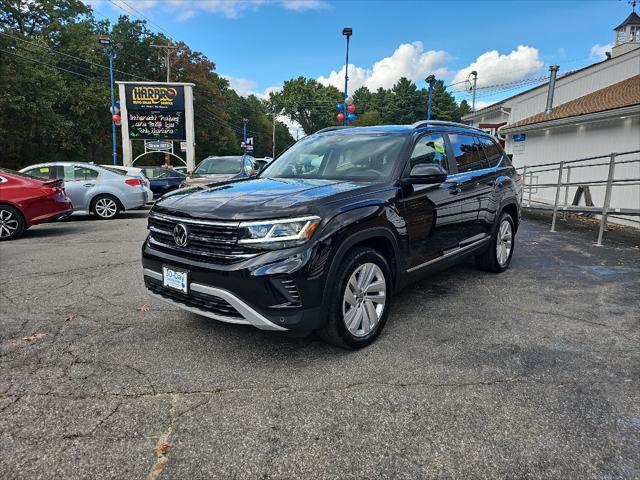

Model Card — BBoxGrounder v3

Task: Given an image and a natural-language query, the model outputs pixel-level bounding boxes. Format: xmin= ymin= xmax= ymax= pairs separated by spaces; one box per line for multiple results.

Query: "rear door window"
xmin=477 ymin=136 xmax=503 ymax=168
xmin=449 ymin=134 xmax=486 ymax=173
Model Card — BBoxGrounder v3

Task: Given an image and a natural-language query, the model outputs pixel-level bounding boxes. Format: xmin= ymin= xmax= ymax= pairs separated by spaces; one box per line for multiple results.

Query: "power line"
xmin=108 ymin=0 xmax=176 ymax=40
xmin=1 ymin=48 xmax=101 ymax=81
xmin=0 ymin=31 xmax=148 ymax=80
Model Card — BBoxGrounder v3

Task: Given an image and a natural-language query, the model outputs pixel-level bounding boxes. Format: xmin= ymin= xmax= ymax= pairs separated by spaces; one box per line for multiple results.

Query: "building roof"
xmin=614 ymin=11 xmax=640 ymax=30
xmin=503 ymin=75 xmax=640 ymax=130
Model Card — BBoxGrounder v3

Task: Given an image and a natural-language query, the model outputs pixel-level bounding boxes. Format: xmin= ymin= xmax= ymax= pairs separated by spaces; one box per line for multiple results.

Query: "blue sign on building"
xmin=513 ymin=133 xmax=526 ymax=142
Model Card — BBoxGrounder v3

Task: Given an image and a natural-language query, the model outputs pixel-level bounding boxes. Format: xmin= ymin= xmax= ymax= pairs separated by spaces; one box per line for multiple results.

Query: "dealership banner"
xmin=125 ymin=85 xmax=185 ymax=111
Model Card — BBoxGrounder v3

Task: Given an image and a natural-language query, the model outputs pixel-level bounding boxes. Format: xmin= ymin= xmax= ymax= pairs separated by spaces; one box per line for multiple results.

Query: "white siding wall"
xmin=508 ymin=116 xmax=640 ymax=226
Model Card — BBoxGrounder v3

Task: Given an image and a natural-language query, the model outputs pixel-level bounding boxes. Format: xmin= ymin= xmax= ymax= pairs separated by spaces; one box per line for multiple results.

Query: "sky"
xmin=86 ymin=0 xmax=633 ymax=112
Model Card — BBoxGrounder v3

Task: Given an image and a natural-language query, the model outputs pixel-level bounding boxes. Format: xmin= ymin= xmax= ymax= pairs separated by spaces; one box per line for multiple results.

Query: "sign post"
xmin=116 ymin=81 xmax=195 ymax=171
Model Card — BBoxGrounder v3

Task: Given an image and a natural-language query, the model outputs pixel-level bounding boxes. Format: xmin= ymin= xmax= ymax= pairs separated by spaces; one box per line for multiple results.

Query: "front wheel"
xmin=0 ymin=205 xmax=25 ymax=241
xmin=476 ymin=212 xmax=515 ymax=273
xmin=92 ymin=195 xmax=120 ymax=220
xmin=319 ymin=247 xmax=392 ymax=349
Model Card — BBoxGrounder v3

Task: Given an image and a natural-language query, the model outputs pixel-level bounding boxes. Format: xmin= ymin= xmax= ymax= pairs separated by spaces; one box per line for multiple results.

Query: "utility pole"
xmin=151 ymin=41 xmax=178 ymax=82
xmin=152 ymin=41 xmax=178 ymax=166
xmin=470 ymin=70 xmax=478 ymax=112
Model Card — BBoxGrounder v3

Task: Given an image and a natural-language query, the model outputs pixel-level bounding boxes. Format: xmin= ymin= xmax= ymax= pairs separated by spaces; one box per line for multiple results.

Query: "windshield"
xmin=264 ymin=133 xmax=407 ymax=181
xmin=194 ymin=157 xmax=242 ymax=175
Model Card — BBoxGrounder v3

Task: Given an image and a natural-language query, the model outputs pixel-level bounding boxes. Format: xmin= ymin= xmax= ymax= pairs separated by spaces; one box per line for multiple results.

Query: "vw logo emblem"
xmin=173 ymin=223 xmax=189 ymax=247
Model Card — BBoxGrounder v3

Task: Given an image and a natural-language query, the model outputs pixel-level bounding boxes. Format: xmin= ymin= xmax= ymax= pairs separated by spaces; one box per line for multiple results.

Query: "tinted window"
xmin=478 ymin=136 xmax=502 ymax=167
xmin=409 ymin=134 xmax=449 ymax=172
xmin=24 ymin=166 xmax=52 ymax=179
xmin=266 ymin=134 xmax=406 ymax=181
xmin=449 ymin=134 xmax=485 ymax=173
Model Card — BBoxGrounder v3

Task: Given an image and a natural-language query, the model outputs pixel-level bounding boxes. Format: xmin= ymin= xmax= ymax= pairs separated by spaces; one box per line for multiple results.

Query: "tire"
xmin=319 ymin=247 xmax=392 ymax=349
xmin=91 ymin=194 xmax=120 ymax=220
xmin=0 ymin=205 xmax=25 ymax=241
xmin=475 ymin=212 xmax=515 ymax=273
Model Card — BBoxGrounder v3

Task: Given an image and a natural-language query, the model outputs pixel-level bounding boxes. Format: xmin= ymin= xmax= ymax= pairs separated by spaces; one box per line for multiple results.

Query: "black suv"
xmin=142 ymin=121 xmax=521 ymax=348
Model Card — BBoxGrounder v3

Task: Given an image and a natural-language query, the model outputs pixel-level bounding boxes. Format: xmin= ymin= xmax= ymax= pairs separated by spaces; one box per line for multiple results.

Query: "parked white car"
xmin=20 ymin=162 xmax=148 ymax=219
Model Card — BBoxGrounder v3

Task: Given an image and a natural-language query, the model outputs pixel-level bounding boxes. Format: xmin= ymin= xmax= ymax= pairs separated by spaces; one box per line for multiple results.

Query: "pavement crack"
xmin=146 ymin=394 xmax=176 ymax=480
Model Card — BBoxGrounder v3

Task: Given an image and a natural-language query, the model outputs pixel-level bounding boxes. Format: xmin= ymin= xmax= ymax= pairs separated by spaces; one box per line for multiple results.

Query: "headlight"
xmin=238 ymin=216 xmax=321 ymax=246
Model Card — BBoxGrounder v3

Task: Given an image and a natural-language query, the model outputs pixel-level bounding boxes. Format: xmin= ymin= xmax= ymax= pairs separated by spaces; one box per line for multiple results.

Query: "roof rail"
xmin=410 ymin=120 xmax=485 ymax=132
xmin=315 ymin=125 xmax=353 ymax=134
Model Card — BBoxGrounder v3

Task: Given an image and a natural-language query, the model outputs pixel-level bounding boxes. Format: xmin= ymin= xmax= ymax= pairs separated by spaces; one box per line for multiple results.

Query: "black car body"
xmin=142 ymin=122 xmax=521 ymax=348
xmin=141 ymin=167 xmax=187 ymax=198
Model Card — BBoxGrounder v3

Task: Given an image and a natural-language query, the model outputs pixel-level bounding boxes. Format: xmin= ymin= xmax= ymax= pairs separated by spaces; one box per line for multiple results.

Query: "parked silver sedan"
xmin=19 ymin=162 xmax=147 ymax=219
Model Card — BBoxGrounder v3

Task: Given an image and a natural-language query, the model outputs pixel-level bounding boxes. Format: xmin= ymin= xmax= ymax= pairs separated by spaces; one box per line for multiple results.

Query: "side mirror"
xmin=408 ymin=163 xmax=447 ymax=184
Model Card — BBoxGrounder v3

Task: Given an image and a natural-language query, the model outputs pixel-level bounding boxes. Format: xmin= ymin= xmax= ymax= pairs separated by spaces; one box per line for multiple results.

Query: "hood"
xmin=153 ymin=177 xmax=373 ymax=220
xmin=184 ymin=173 xmax=238 ymax=185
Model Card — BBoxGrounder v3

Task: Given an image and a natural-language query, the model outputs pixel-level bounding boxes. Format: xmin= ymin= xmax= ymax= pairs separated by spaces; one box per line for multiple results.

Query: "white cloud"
xmin=94 ymin=0 xmax=328 ymax=20
xmin=281 ymin=0 xmax=329 ymax=11
xmin=589 ymin=43 xmax=613 ymax=60
xmin=452 ymin=45 xmax=543 ymax=90
xmin=224 ymin=76 xmax=259 ymax=97
xmin=318 ymin=42 xmax=449 ymax=93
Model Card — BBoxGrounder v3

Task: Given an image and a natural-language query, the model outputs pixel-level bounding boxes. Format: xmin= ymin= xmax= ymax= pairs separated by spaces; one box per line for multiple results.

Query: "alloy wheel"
xmin=342 ymin=262 xmax=387 ymax=337
xmin=496 ymin=219 xmax=513 ymax=266
xmin=0 ymin=209 xmax=19 ymax=238
xmin=95 ymin=198 xmax=118 ymax=218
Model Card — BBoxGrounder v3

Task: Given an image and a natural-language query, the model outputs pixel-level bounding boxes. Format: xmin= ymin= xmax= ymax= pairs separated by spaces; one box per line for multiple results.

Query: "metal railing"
xmin=518 ymin=150 xmax=640 ymax=245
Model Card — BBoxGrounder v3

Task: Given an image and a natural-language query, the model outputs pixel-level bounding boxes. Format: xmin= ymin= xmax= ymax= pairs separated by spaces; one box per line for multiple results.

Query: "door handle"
xmin=448 ymin=185 xmax=461 ymax=195
xmin=83 ymin=183 xmax=94 ymax=187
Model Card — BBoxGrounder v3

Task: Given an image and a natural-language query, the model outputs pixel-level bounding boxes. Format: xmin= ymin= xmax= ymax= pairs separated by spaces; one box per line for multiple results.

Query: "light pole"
xmin=242 ymin=118 xmax=248 ymax=154
xmin=425 ymin=75 xmax=436 ymax=123
xmin=272 ymin=109 xmax=276 ymax=159
xmin=342 ymin=27 xmax=352 ymax=127
xmin=99 ymin=36 xmax=119 ymax=165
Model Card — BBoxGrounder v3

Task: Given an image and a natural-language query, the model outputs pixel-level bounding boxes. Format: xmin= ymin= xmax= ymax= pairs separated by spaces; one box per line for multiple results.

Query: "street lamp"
xmin=99 ymin=36 xmax=119 ymax=165
xmin=425 ymin=74 xmax=436 ymax=123
xmin=342 ymin=27 xmax=352 ymax=127
xmin=469 ymin=70 xmax=478 ymax=112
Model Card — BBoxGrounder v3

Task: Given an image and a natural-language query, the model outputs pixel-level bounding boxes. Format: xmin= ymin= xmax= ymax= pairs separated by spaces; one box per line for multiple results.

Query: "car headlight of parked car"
xmin=238 ymin=216 xmax=321 ymax=247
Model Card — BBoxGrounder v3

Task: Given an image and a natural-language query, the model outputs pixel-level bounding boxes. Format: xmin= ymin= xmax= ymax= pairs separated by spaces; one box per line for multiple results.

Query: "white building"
xmin=463 ymin=12 xmax=640 ymax=227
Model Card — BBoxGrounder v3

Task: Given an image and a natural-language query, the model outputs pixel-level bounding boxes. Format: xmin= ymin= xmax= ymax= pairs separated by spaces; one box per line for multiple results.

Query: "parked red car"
xmin=0 ymin=168 xmax=73 ymax=240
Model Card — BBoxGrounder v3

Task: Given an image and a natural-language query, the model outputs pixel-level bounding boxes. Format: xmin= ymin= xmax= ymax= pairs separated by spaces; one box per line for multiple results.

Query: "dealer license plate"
xmin=163 ymin=266 xmax=188 ymax=293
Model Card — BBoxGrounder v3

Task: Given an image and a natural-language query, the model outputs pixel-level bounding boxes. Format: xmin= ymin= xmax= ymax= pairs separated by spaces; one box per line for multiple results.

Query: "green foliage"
xmin=268 ymin=77 xmax=342 ymax=135
xmin=0 ymin=0 xmax=293 ymax=169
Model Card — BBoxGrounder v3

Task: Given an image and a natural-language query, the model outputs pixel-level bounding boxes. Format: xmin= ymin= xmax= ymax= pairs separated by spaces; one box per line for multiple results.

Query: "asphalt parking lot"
xmin=1 ymin=211 xmax=639 ymax=479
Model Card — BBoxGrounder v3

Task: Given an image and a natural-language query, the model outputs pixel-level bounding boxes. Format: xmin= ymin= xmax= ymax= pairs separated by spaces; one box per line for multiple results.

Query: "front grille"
xmin=147 ymin=212 xmax=262 ymax=264
xmin=145 ymin=277 xmax=243 ymax=319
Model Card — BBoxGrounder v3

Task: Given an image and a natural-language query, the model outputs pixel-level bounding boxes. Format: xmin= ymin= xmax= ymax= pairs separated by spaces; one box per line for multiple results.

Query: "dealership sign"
xmin=125 ymin=85 xmax=185 ymax=111
xmin=146 ymin=140 xmax=173 ymax=151
xmin=124 ymin=84 xmax=186 ymax=141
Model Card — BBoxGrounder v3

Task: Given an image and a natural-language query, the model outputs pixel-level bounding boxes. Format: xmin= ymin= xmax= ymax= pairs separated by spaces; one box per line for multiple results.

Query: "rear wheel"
xmin=91 ymin=194 xmax=120 ymax=220
xmin=476 ymin=212 xmax=515 ymax=273
xmin=319 ymin=247 xmax=392 ymax=349
xmin=0 ymin=205 xmax=25 ymax=241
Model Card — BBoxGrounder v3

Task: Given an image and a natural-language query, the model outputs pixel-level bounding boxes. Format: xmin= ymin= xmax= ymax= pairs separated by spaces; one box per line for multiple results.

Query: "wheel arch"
xmin=500 ymin=201 xmax=520 ymax=233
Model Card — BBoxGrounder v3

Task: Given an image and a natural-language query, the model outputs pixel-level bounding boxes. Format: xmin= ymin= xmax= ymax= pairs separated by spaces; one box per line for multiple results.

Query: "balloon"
xmin=347 ymin=113 xmax=357 ymax=122
xmin=347 ymin=104 xmax=356 ymax=113
xmin=345 ymin=96 xmax=354 ymax=105
xmin=336 ymin=103 xmax=344 ymax=111
xmin=112 ymin=114 xmax=121 ymax=123
xmin=336 ymin=113 xmax=345 ymax=122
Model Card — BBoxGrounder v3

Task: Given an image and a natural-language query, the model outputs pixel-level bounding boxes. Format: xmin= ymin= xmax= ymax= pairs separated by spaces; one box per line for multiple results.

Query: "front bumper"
xmin=141 ymin=239 xmax=329 ymax=332
xmin=143 ymin=268 xmax=287 ymax=331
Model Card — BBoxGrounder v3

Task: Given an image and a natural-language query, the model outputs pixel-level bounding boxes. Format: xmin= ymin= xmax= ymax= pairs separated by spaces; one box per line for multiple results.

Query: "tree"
xmin=268 ymin=77 xmax=342 ymax=135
